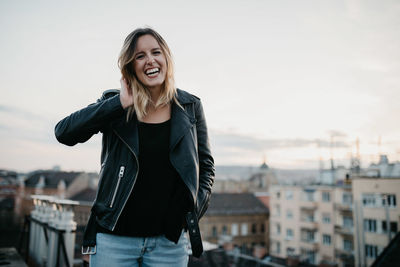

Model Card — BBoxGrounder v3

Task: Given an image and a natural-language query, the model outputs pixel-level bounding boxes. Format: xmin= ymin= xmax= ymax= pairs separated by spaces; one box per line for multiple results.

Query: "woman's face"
xmin=133 ymin=34 xmax=167 ymax=91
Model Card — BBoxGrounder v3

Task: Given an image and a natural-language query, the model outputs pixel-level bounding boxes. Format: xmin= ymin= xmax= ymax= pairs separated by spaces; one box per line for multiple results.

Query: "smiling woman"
xmin=54 ymin=27 xmax=215 ymax=267
xmin=118 ymin=28 xmax=178 ymax=122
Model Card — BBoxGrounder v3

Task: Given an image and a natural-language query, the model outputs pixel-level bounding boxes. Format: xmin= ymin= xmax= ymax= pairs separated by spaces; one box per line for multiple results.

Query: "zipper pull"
xmin=119 ymin=166 xmax=125 ymax=178
xmin=110 ymin=166 xmax=125 ymax=208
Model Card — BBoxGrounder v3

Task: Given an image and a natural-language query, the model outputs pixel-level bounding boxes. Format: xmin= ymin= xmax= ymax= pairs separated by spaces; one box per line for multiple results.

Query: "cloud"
xmin=0 ymin=104 xmax=64 ymax=145
xmin=0 ymin=104 xmax=50 ymax=121
xmin=326 ymin=130 xmax=347 ymax=138
xmin=211 ymin=131 xmax=349 ymax=151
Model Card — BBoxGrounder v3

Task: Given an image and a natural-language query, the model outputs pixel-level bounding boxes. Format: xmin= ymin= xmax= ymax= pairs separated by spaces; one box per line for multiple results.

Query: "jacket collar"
xmin=175 ymin=88 xmax=198 ymax=104
xmin=112 ymin=88 xmax=197 ymax=157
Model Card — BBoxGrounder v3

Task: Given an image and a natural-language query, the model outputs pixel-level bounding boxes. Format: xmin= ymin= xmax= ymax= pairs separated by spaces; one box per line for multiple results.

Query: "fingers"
xmin=120 ymin=77 xmax=127 ymax=89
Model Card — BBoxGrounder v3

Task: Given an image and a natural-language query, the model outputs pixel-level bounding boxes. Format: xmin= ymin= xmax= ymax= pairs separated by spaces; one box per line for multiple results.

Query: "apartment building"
xmin=200 ymin=193 xmax=269 ymax=255
xmin=269 ymin=184 xmax=355 ymax=266
xmin=352 ymin=177 xmax=400 ymax=267
xmin=333 ymin=184 xmax=355 ymax=267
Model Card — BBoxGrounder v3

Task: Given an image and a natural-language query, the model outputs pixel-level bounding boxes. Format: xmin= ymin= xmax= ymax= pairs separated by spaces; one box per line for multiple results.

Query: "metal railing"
xmin=18 ymin=195 xmax=78 ymax=267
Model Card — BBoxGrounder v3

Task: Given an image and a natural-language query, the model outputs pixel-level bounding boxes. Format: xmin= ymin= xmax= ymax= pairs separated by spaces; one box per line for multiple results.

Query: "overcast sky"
xmin=1 ymin=0 xmax=400 ymax=172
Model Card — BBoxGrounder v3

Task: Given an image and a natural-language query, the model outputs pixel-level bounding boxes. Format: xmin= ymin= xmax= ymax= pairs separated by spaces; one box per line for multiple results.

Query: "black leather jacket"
xmin=54 ymin=88 xmax=214 ymax=257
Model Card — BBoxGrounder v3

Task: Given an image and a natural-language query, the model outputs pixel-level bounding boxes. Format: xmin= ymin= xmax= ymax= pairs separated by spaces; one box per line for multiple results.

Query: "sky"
xmin=1 ymin=0 xmax=400 ymax=172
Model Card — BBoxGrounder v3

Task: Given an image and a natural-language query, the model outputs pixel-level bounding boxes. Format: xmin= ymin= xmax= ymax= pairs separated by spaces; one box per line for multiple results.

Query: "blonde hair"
xmin=118 ymin=27 xmax=181 ymax=121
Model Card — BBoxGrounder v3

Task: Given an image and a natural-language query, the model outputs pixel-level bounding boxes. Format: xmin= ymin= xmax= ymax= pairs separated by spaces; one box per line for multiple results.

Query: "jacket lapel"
xmin=170 ymin=100 xmax=196 ymax=151
xmin=111 ymin=89 xmax=196 ymax=156
xmin=112 ymin=113 xmax=139 ymax=157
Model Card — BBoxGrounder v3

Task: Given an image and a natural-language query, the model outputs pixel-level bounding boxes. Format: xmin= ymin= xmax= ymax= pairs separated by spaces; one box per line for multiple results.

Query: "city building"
xmin=352 ymin=177 xmax=400 ymax=267
xmin=365 ymin=155 xmax=400 ymax=178
xmin=333 ymin=183 xmax=355 ymax=267
xmin=213 ymin=160 xmax=277 ymax=193
xmin=17 ymin=170 xmax=98 ymax=217
xmin=0 ymin=170 xmax=20 ymax=248
xmin=269 ymin=184 xmax=354 ymax=266
xmin=200 ymin=193 xmax=269 ymax=257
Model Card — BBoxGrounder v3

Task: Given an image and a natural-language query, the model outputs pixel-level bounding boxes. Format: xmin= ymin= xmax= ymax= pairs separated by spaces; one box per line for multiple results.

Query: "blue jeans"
xmin=90 ymin=230 xmax=189 ymax=267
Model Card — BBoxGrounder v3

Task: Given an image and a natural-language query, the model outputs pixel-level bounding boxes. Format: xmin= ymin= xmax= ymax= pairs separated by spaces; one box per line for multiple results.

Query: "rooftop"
xmin=205 ymin=193 xmax=269 ymax=216
xmin=24 ymin=170 xmax=82 ymax=189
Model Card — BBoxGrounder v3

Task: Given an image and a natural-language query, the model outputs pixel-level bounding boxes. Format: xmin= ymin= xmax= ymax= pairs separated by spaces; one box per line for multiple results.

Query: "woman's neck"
xmin=148 ymin=86 xmax=162 ymax=103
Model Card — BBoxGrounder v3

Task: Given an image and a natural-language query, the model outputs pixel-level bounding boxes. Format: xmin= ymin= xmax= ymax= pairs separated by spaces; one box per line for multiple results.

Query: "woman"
xmin=55 ymin=28 xmax=214 ymax=266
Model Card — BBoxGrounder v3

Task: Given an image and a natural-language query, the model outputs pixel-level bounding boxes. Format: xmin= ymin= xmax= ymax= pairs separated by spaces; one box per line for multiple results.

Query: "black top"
xmin=97 ymin=119 xmax=190 ymax=242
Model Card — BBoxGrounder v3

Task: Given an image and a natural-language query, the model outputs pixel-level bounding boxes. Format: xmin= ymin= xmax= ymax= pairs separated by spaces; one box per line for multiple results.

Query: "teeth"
xmin=145 ymin=68 xmax=159 ymax=75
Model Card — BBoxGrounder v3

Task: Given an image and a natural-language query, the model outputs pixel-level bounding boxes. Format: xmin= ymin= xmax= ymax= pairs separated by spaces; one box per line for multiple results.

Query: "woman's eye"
xmin=135 ymin=55 xmax=144 ymax=60
xmin=153 ymin=51 xmax=161 ymax=55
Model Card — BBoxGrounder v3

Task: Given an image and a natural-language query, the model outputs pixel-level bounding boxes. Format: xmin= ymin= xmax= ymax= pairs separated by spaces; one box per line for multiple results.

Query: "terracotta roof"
xmin=24 ymin=170 xmax=81 ymax=189
xmin=205 ymin=193 xmax=269 ymax=216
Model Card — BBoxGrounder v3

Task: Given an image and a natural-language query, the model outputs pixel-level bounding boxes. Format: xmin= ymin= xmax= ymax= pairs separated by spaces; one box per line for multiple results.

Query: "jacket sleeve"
xmin=194 ymin=99 xmax=215 ymax=220
xmin=54 ymin=93 xmax=124 ymax=146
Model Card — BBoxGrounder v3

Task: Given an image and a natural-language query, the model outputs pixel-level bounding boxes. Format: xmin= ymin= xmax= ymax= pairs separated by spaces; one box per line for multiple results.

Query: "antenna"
xmin=351 ymin=138 xmax=361 ymax=174
xmin=330 ymin=134 xmax=335 ymax=170
xmin=378 ymin=135 xmax=382 ymax=157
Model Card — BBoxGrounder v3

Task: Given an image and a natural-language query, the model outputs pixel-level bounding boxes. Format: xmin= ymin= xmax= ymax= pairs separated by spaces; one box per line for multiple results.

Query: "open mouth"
xmin=145 ymin=67 xmax=160 ymax=77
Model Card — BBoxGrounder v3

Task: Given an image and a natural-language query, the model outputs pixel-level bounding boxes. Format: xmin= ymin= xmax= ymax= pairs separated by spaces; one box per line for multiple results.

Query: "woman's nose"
xmin=146 ymin=56 xmax=156 ymax=65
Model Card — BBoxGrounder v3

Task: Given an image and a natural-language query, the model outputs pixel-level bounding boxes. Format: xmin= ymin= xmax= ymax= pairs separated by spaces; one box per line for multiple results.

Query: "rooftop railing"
xmin=19 ymin=195 xmax=78 ymax=267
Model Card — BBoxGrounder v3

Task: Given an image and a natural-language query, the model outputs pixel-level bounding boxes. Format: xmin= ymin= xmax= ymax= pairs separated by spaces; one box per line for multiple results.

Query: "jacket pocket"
xmin=109 ymin=166 xmax=125 ymax=208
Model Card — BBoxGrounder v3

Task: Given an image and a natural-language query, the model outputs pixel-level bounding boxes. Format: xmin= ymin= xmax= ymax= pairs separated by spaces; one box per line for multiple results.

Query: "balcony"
xmin=334 ymin=225 xmax=354 ymax=236
xmin=335 ymin=248 xmax=354 ymax=260
xmin=300 ymin=220 xmax=318 ymax=230
xmin=300 ymin=239 xmax=319 ymax=250
xmin=335 ymin=203 xmax=353 ymax=212
xmin=300 ymin=201 xmax=318 ymax=210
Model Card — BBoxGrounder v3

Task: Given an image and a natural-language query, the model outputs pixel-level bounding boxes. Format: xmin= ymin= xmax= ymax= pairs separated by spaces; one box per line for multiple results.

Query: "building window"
xmin=343 ymin=216 xmax=353 ymax=229
xmin=285 ymin=190 xmax=293 ymax=200
xmin=251 ymin=223 xmax=257 ymax=234
xmin=363 ymin=194 xmax=378 ymax=207
xmin=304 ymin=191 xmax=315 ymax=201
xmin=301 ymin=230 xmax=315 ymax=243
xmin=212 ymin=226 xmax=217 ymax=237
xmin=222 ymin=225 xmax=228 ymax=235
xmin=344 ymin=240 xmax=353 ymax=251
xmin=301 ymin=249 xmax=316 ymax=264
xmin=365 ymin=244 xmax=378 ymax=259
xmin=276 ymin=224 xmax=281 ymax=235
xmin=286 ymin=229 xmax=294 ymax=240
xmin=276 ymin=191 xmax=280 ymax=199
xmin=231 ymin=223 xmax=238 ymax=236
xmin=276 ymin=241 xmax=281 ymax=254
xmin=261 ymin=223 xmax=265 ymax=233
xmin=286 ymin=210 xmax=293 ymax=219
xmin=322 ymin=192 xmax=330 ymax=202
xmin=342 ymin=193 xmax=352 ymax=204
xmin=275 ymin=204 xmax=281 ymax=217
xmin=301 ymin=210 xmax=315 ymax=222
xmin=287 ymin=247 xmax=295 ymax=256
xmin=382 ymin=221 xmax=398 ymax=234
xmin=241 ymin=223 xmax=248 ymax=236
xmin=364 ymin=219 xmax=377 ymax=233
xmin=322 ymin=214 xmax=331 ymax=224
xmin=383 ymin=194 xmax=397 ymax=207
xmin=322 ymin=234 xmax=331 ymax=245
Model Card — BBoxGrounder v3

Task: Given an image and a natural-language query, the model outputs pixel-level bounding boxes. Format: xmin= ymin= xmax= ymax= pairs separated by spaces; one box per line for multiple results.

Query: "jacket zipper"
xmin=111 ymin=130 xmax=139 ymax=231
xmin=109 ymin=166 xmax=125 ymax=208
